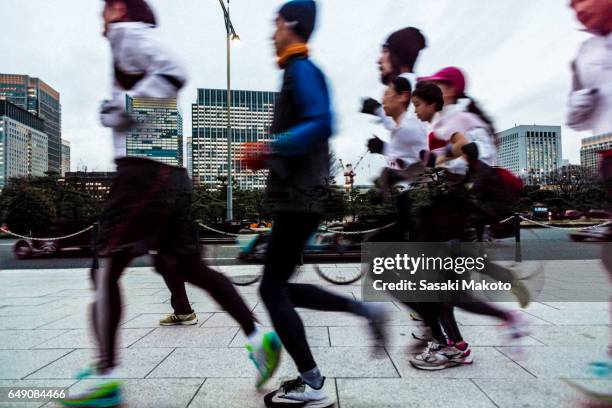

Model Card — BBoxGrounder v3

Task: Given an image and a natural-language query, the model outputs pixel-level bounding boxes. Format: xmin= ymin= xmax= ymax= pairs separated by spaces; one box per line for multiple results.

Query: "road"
xmin=0 ymin=227 xmax=603 ymax=270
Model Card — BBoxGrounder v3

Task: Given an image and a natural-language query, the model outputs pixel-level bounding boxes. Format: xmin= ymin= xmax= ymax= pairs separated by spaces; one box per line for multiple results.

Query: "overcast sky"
xmin=1 ymin=0 xmax=593 ymax=184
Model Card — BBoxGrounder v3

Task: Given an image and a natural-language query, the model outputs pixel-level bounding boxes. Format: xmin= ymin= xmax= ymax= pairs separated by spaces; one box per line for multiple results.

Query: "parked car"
xmin=13 ymin=221 xmax=94 ymax=259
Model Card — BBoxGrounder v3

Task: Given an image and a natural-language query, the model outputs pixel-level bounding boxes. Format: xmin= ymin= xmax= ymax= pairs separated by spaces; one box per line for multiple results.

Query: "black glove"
xmin=461 ymin=142 xmax=479 ymax=163
xmin=367 ymin=136 xmax=385 ymax=154
xmin=361 ymin=97 xmax=382 ymax=115
xmin=420 ymin=150 xmax=437 ymax=168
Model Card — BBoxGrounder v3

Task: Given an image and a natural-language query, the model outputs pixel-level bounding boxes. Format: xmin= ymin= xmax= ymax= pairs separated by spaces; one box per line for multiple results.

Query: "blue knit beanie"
xmin=278 ymin=0 xmax=317 ymax=41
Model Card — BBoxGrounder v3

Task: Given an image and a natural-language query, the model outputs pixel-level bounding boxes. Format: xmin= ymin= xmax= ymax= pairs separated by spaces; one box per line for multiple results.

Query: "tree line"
xmin=0 ymin=166 xmax=608 ymax=236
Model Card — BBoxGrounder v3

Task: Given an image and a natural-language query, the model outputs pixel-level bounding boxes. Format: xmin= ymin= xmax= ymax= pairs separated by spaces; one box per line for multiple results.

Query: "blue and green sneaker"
xmin=57 ymin=380 xmax=123 ymax=407
xmin=246 ymin=331 xmax=282 ymax=389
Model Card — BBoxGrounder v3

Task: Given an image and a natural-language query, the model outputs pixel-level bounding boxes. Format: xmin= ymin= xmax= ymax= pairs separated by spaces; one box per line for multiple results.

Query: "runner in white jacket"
xmin=567 ymin=0 xmax=612 ymax=374
xmin=101 ymin=20 xmax=187 ymax=158
xmin=418 ymin=67 xmax=497 ymax=174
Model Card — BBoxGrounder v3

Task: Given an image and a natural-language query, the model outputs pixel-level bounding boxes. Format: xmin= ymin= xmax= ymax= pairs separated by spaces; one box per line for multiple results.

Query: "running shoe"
xmin=409 ymin=311 xmax=423 ymax=321
xmin=246 ymin=331 xmax=282 ymax=389
xmin=504 ymin=311 xmax=530 ymax=339
xmin=264 ymin=376 xmax=334 ymax=408
xmin=411 ymin=327 xmax=433 ymax=343
xmin=75 ymin=363 xmax=99 ymax=380
xmin=589 ymin=360 xmax=612 ymax=378
xmin=159 ymin=312 xmax=198 ymax=326
xmin=57 ymin=380 xmax=122 ymax=407
xmin=511 ymin=279 xmax=531 ymax=308
xmin=409 ymin=341 xmax=472 ymax=371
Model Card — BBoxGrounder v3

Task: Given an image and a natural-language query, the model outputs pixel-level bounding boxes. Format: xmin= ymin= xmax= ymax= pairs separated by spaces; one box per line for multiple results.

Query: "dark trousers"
xmin=91 ymin=159 xmax=255 ymax=370
xmin=154 ymin=254 xmax=193 ymax=315
xmin=259 ymin=212 xmax=358 ymax=373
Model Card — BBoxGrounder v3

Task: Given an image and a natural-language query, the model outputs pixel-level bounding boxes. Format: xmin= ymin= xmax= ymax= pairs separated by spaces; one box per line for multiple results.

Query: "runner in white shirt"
xmin=367 ymin=77 xmax=426 ymax=171
xmin=567 ymin=0 xmax=612 ymax=378
xmin=418 ymin=67 xmax=497 ymax=174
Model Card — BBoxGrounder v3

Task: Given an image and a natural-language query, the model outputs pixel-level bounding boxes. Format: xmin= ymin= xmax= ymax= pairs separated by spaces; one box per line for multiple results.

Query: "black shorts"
xmin=99 ymin=157 xmax=198 ymax=256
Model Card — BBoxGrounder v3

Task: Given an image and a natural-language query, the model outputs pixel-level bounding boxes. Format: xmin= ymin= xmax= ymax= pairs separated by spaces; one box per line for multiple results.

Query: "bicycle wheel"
xmin=314 ymin=264 xmax=363 ymax=285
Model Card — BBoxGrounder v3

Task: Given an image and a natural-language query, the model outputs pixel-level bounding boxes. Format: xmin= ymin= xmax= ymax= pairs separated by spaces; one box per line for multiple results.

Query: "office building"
xmin=192 ymin=88 xmax=278 ymax=190
xmin=0 ymin=74 xmax=61 ymax=173
xmin=580 ymin=132 xmax=612 ymax=172
xmin=186 ymin=136 xmax=193 ymax=177
xmin=61 ymin=139 xmax=71 ymax=176
xmin=126 ymin=97 xmax=183 ymax=166
xmin=0 ymin=100 xmax=48 ymax=188
xmin=62 ymin=171 xmax=116 ymax=201
xmin=496 ymin=125 xmax=562 ymax=185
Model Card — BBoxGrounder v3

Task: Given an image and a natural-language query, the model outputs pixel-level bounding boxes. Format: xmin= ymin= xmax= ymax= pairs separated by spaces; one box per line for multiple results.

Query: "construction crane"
xmin=339 ymin=151 xmax=368 ymax=191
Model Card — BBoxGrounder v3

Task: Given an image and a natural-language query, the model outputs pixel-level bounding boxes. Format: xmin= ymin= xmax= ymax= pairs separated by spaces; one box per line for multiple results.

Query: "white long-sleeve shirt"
xmin=429 ymin=99 xmax=497 ymax=174
xmin=566 ymin=31 xmax=612 ymax=136
xmin=376 ymin=72 xmax=420 ymax=131
xmin=105 ymin=22 xmax=188 ymax=159
xmin=382 ymin=112 xmax=427 ymax=169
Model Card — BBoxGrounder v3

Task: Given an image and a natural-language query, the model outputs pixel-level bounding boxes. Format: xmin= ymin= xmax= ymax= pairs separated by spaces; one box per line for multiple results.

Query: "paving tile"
xmin=130 ymin=327 xmax=238 ymax=348
xmin=44 ymin=378 xmax=203 ymax=408
xmin=497 ymin=346 xmax=610 ymax=379
xmin=0 ymin=330 xmax=67 ymax=349
xmin=0 ymin=314 xmax=71 ymax=330
xmin=529 ymin=325 xmax=610 ymax=346
xmin=474 ymin=378 xmax=612 ymax=408
xmin=338 ymin=378 xmax=495 ymax=408
xmin=33 ymin=328 xmax=153 ymax=349
xmin=27 ymin=348 xmax=173 ymax=379
xmin=0 ymin=349 xmax=73 ymax=379
xmin=453 ymin=309 xmax=551 ymax=326
xmin=522 ymin=308 xmax=611 ymax=325
xmin=149 ymin=346 xmax=397 ymax=379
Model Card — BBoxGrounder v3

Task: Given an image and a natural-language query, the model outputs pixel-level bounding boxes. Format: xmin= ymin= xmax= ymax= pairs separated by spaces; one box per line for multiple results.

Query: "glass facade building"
xmin=0 ymin=74 xmax=61 ymax=174
xmin=61 ymin=139 xmax=71 ymax=176
xmin=580 ymin=132 xmax=612 ymax=172
xmin=497 ymin=125 xmax=562 ymax=185
xmin=126 ymin=97 xmax=183 ymax=166
xmin=192 ymin=88 xmax=278 ymax=190
xmin=186 ymin=136 xmax=193 ymax=177
xmin=0 ymin=101 xmax=48 ymax=189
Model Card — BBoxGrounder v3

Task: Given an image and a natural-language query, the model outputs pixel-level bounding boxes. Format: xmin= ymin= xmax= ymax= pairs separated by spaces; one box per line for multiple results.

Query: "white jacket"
xmin=102 ymin=22 xmax=188 ymax=159
xmin=566 ymin=31 xmax=612 ymax=136
xmin=430 ymin=99 xmax=497 ymax=174
xmin=382 ymin=112 xmax=427 ymax=169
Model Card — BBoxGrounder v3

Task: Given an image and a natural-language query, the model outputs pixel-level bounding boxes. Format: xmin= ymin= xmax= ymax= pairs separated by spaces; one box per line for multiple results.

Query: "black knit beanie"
xmin=278 ymin=0 xmax=317 ymax=42
xmin=384 ymin=27 xmax=426 ymax=71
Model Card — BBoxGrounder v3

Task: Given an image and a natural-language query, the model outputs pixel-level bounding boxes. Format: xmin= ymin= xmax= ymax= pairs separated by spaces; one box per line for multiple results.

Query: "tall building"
xmin=580 ymin=132 xmax=612 ymax=172
xmin=186 ymin=136 xmax=193 ymax=177
xmin=125 ymin=97 xmax=183 ymax=166
xmin=0 ymin=74 xmax=61 ymax=173
xmin=61 ymin=139 xmax=71 ymax=176
xmin=496 ymin=125 xmax=562 ymax=185
xmin=0 ymin=101 xmax=48 ymax=188
xmin=192 ymin=88 xmax=278 ymax=190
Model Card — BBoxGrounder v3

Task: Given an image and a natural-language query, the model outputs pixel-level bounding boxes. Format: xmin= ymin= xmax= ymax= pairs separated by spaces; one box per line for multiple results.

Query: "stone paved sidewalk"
xmin=0 ymin=260 xmax=610 ymax=407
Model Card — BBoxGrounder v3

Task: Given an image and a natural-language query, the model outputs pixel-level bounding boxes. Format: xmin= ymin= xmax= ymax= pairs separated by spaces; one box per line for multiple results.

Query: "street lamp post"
xmin=218 ymin=0 xmax=240 ymax=223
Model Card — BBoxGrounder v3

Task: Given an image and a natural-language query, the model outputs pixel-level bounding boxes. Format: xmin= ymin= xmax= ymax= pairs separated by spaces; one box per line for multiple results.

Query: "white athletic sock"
xmin=96 ymin=367 xmax=119 ymax=382
xmin=247 ymin=326 xmax=263 ymax=346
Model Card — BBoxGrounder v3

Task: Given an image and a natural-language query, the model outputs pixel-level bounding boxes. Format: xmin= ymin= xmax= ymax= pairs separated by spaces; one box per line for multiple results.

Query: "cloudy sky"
xmin=1 ymin=0 xmax=593 ymax=184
